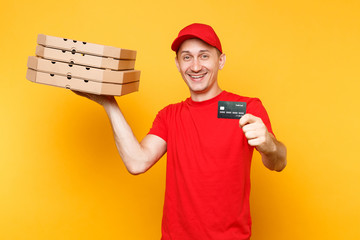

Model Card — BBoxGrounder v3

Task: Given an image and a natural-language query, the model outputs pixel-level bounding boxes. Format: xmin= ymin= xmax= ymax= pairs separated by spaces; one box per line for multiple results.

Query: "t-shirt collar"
xmin=186 ymin=90 xmax=226 ymax=107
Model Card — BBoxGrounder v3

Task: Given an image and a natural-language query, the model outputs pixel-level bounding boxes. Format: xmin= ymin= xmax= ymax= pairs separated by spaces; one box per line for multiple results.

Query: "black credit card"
xmin=218 ymin=101 xmax=247 ymax=119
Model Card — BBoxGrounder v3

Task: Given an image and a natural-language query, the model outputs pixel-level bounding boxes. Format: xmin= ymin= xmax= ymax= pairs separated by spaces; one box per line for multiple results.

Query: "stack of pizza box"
xmin=26 ymin=34 xmax=140 ymax=96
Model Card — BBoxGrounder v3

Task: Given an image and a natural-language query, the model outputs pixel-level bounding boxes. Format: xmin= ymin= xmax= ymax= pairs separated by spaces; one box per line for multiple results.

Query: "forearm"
xmin=73 ymin=91 xmax=166 ymax=174
xmin=259 ymin=134 xmax=287 ymax=172
xmin=102 ymin=99 xmax=152 ymax=174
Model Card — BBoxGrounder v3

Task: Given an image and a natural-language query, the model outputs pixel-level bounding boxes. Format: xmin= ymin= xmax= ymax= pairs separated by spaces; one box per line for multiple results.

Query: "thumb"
xmin=239 ymin=114 xmax=256 ymax=128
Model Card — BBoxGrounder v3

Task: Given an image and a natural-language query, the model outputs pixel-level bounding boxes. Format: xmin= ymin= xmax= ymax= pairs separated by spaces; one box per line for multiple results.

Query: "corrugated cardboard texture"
xmin=36 ymin=45 xmax=136 ymax=70
xmin=26 ymin=69 xmax=139 ymax=96
xmin=37 ymin=34 xmax=137 ymax=60
xmin=27 ymin=56 xmax=140 ymax=84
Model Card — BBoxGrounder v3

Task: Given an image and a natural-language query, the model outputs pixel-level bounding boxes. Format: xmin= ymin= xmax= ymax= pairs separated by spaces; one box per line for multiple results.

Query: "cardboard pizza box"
xmin=26 ymin=68 xmax=139 ymax=96
xmin=27 ymin=56 xmax=140 ymax=84
xmin=36 ymin=45 xmax=136 ymax=70
xmin=37 ymin=34 xmax=136 ymax=60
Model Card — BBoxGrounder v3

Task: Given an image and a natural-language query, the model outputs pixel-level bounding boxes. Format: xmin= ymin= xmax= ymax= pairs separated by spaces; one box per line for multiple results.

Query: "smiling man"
xmin=75 ymin=23 xmax=287 ymax=240
xmin=174 ymin=37 xmax=225 ymax=102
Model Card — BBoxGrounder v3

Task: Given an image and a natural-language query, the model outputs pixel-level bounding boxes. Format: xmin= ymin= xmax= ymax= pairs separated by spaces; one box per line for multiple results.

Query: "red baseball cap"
xmin=171 ymin=23 xmax=222 ymax=53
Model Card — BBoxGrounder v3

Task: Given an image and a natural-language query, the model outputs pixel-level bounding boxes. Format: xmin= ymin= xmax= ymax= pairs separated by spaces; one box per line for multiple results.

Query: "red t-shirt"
xmin=149 ymin=91 xmax=273 ymax=240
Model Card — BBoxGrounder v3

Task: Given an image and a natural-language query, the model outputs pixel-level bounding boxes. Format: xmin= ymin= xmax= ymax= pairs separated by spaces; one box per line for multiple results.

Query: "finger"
xmin=242 ymin=123 xmax=258 ymax=133
xmin=248 ymin=137 xmax=266 ymax=147
xmin=242 ymin=122 xmax=267 ymax=134
xmin=72 ymin=90 xmax=89 ymax=98
xmin=239 ymin=114 xmax=258 ymax=128
xmin=244 ymin=130 xmax=259 ymax=140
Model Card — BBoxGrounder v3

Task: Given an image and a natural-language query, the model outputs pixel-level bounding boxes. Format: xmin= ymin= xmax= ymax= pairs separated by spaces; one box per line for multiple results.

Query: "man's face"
xmin=175 ymin=38 xmax=226 ymax=99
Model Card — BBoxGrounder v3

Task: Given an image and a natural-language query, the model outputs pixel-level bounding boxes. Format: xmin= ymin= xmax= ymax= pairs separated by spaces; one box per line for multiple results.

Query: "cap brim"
xmin=171 ymin=34 xmax=198 ymax=52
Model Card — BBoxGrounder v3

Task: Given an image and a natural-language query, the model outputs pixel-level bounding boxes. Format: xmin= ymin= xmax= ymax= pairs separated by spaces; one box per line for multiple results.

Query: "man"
xmin=75 ymin=23 xmax=287 ymax=240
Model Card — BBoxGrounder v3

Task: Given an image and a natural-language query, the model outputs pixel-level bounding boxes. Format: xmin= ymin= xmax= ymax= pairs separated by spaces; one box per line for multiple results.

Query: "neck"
xmin=190 ymin=86 xmax=222 ymax=102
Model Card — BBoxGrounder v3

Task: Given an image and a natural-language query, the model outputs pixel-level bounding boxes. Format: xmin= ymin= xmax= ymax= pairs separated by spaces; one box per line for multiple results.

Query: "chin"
xmin=187 ymin=83 xmax=207 ymax=92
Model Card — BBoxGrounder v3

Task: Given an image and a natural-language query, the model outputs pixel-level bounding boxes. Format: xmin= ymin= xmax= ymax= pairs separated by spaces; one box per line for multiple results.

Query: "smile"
xmin=188 ymin=73 xmax=207 ymax=79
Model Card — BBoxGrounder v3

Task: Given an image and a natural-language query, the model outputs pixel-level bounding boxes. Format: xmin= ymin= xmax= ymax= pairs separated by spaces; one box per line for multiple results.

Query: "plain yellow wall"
xmin=1 ymin=0 xmax=359 ymax=239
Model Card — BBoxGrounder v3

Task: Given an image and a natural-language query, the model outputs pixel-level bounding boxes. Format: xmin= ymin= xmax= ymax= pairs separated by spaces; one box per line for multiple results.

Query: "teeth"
xmin=189 ymin=74 xmax=205 ymax=79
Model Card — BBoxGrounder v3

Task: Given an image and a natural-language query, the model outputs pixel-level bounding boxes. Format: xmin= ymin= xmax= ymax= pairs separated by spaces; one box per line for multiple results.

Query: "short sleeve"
xmin=246 ymin=98 xmax=275 ymax=136
xmin=148 ymin=107 xmax=168 ymax=142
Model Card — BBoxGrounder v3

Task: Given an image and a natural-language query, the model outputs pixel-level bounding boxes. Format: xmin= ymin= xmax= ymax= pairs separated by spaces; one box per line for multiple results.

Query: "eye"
xmin=183 ymin=55 xmax=191 ymax=61
xmin=200 ymin=54 xmax=209 ymax=59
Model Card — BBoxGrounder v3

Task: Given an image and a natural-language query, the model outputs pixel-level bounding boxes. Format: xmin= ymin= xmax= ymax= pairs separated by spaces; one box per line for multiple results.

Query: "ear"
xmin=175 ymin=56 xmax=180 ymax=72
xmin=218 ymin=53 xmax=226 ymax=70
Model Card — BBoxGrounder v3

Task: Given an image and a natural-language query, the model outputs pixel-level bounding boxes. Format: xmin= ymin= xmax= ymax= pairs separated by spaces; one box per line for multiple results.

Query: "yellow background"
xmin=1 ymin=0 xmax=359 ymax=239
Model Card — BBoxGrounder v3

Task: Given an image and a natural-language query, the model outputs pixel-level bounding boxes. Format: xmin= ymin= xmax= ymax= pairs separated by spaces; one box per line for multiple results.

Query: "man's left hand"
xmin=239 ymin=114 xmax=276 ymax=154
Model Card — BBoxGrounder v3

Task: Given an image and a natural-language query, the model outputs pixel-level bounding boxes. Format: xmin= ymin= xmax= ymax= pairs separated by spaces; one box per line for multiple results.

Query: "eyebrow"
xmin=179 ymin=49 xmax=210 ymax=55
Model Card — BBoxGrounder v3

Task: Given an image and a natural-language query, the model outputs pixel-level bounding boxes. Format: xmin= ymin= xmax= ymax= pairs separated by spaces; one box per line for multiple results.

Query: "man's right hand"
xmin=72 ymin=90 xmax=114 ymax=106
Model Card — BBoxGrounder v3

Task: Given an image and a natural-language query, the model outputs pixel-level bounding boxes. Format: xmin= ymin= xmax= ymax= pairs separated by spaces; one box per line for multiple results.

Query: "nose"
xmin=190 ymin=58 xmax=201 ymax=72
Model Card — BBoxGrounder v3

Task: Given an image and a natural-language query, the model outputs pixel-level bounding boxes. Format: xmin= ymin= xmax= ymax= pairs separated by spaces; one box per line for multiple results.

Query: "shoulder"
xmin=221 ymin=91 xmax=263 ymax=106
xmin=155 ymin=99 xmax=188 ymax=117
xmin=222 ymin=91 xmax=269 ymax=116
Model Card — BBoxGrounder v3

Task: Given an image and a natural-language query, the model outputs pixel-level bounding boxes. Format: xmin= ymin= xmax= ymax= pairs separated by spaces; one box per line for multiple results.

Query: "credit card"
xmin=218 ymin=101 xmax=247 ymax=119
